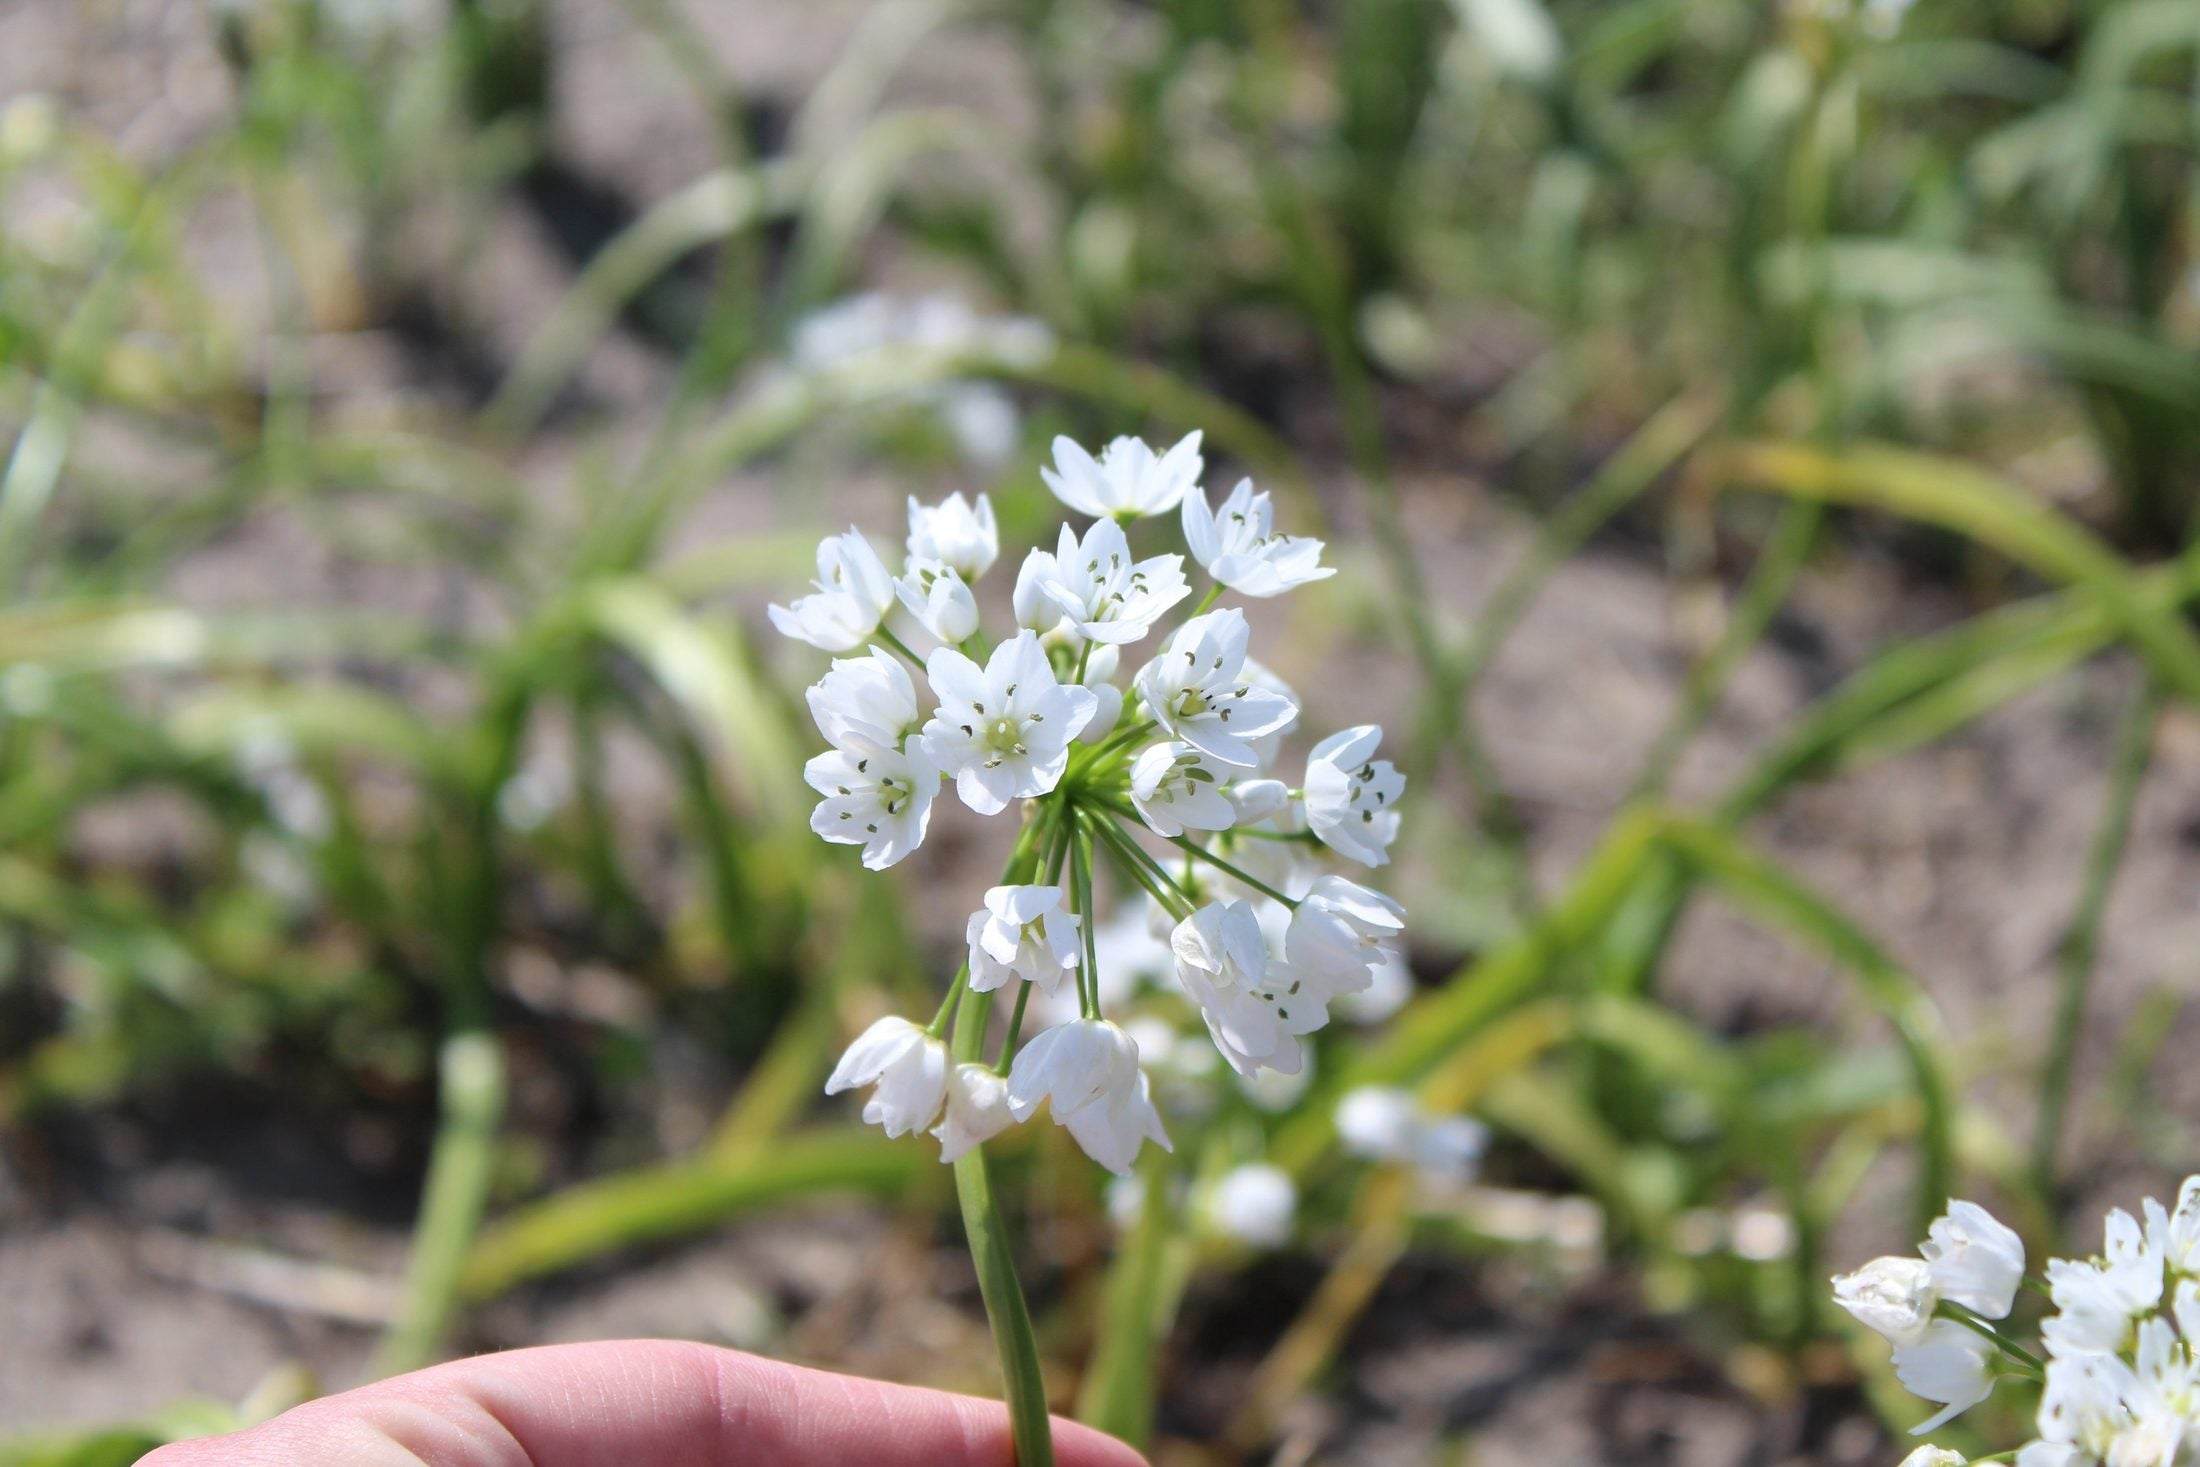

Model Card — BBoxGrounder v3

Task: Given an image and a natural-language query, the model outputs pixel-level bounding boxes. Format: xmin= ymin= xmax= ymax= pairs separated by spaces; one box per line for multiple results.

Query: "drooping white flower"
xmin=1305 ymin=724 xmax=1405 ymax=866
xmin=1285 ymin=875 xmax=1406 ymax=982
xmin=1031 ymin=519 xmax=1191 ymax=646
xmin=1041 ymin=431 xmax=1203 ymax=520
xmin=1059 ymin=1066 xmax=1172 ymax=1175
xmin=807 ymin=648 xmax=922 ymax=751
xmin=1134 ymin=609 xmax=1298 ymax=768
xmin=769 ymin=529 xmax=897 ymax=651
xmin=1899 ymin=1448 xmax=1968 ymax=1467
xmin=1894 ymin=1319 xmax=1998 ymax=1435
xmin=825 ymin=1016 xmax=949 ymax=1139
xmin=1833 ymin=1256 xmax=1940 ymax=1347
xmin=1922 ymin=1200 xmax=2027 ymax=1320
xmin=1129 ymin=742 xmax=1237 ymax=837
xmin=1007 ymin=1017 xmax=1144 ymax=1123
xmin=1206 ymin=1163 xmax=1296 ymax=1247
xmin=894 ymin=558 xmax=981 ymax=645
xmin=966 ymin=884 xmax=1082 ymax=994
xmin=1171 ymin=900 xmax=1291 ymax=1076
xmin=1173 ymin=899 xmax=1359 ymax=1078
xmin=804 ymin=740 xmax=938 ymax=870
xmin=921 ymin=632 xmax=1099 ymax=814
xmin=932 ymin=1062 xmax=1017 ymax=1162
xmin=906 ymin=491 xmax=998 ymax=580
xmin=1181 ymin=478 xmax=1334 ymax=597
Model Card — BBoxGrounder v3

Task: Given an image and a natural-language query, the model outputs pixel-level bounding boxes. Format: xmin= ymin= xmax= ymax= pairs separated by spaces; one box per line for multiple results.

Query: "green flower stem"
xmin=995 ymin=981 xmax=1035 ymax=1075
xmin=1089 ymin=814 xmax=1195 ymax=919
xmin=1939 ymin=1301 xmax=2046 ymax=1376
xmin=1190 ymin=583 xmax=1224 ymax=617
xmin=947 ymin=818 xmax=1059 ymax=1467
xmin=925 ymin=974 xmax=966 ymax=1039
xmin=1165 ymin=834 xmax=1297 ymax=907
xmin=875 ymin=624 xmax=925 ymax=667
xmin=1068 ymin=820 xmax=1101 ymax=1019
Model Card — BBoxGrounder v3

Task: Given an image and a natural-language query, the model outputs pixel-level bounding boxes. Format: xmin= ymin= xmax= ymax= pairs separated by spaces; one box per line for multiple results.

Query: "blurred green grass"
xmin=1 ymin=0 xmax=2196 ymax=1461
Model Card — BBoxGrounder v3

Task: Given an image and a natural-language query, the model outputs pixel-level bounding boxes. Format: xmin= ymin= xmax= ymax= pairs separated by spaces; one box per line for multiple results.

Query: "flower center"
xmin=984 ymin=715 xmax=1026 ymax=754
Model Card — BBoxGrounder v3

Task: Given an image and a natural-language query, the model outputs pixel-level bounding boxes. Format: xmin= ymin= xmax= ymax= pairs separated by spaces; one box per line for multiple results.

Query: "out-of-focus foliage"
xmin=1 ymin=0 xmax=2195 ymax=1460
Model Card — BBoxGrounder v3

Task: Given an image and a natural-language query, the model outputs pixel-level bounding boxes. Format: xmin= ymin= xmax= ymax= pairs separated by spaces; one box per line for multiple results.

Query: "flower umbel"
xmin=775 ymin=435 xmax=1408 ymax=1183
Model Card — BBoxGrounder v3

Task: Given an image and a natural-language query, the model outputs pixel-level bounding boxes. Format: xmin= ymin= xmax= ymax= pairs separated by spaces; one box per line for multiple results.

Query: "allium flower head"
xmin=826 ymin=1016 xmax=949 ymax=1138
xmin=1135 ymin=609 xmax=1298 ymax=768
xmin=1305 ymin=724 xmax=1405 ymax=866
xmin=770 ymin=529 xmax=897 ymax=651
xmin=921 ymin=632 xmax=1098 ymax=814
xmin=1181 ymin=478 xmax=1334 ymax=597
xmin=1042 ymin=431 xmax=1203 ymax=520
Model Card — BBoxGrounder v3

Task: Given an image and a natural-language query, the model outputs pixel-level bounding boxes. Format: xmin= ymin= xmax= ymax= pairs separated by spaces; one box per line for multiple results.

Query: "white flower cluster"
xmin=780 ymin=432 xmax=1404 ymax=1176
xmin=1836 ymin=1178 xmax=2200 ymax=1464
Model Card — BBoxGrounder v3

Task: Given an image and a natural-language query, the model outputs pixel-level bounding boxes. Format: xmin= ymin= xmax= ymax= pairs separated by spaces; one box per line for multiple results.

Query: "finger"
xmin=138 ymin=1339 xmax=1148 ymax=1467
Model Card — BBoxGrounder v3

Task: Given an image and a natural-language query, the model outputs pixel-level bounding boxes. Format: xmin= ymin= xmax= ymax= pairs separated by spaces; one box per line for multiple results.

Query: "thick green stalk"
xmin=373 ymin=1030 xmax=506 ymax=1376
xmin=946 ymin=814 xmax=1058 ymax=1466
xmin=951 ymin=985 xmax=1056 ymax=1467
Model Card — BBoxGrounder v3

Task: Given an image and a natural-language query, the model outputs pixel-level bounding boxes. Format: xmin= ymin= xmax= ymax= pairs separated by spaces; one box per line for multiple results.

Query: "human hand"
xmin=138 ymin=1339 xmax=1148 ymax=1466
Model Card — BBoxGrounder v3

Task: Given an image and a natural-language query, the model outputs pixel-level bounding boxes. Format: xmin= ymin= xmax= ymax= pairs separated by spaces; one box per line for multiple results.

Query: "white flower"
xmin=1129 ymin=742 xmax=1237 ymax=837
xmin=1411 ymin=1114 xmax=1491 ymax=1185
xmin=1899 ymin=1449 xmax=1968 ymax=1467
xmin=1031 ymin=519 xmax=1190 ymax=646
xmin=1337 ymin=1088 xmax=1420 ymax=1161
xmin=1181 ymin=478 xmax=1334 ymax=597
xmin=1922 ymin=1200 xmax=2027 ymax=1320
xmin=825 ymin=1016 xmax=949 ymax=1138
xmin=2015 ymin=1445 xmax=2087 ymax=1467
xmin=1007 ymin=1017 xmax=1143 ymax=1123
xmin=804 ymin=740 xmax=938 ymax=870
xmin=1894 ymin=1319 xmax=1998 ymax=1435
xmin=894 ymin=558 xmax=981 ymax=644
xmin=2043 ymin=1208 xmax=2164 ymax=1359
xmin=1134 ymin=609 xmax=1298 ymax=768
xmin=1225 ymin=778 xmax=1290 ymax=824
xmin=807 ymin=648 xmax=922 ymax=751
xmin=1286 ymin=875 xmax=1406 ymax=982
xmin=932 ymin=1062 xmax=1017 ymax=1162
xmin=1206 ymin=1163 xmax=1296 ymax=1247
xmin=907 ymin=491 xmax=998 ymax=580
xmin=966 ymin=884 xmax=1082 ymax=994
xmin=1833 ymin=1256 xmax=1940 ymax=1347
xmin=1242 ymin=660 xmax=1300 ymax=768
xmin=921 ymin=632 xmax=1099 ymax=814
xmin=1305 ymin=725 xmax=1405 ymax=866
xmin=2036 ymin=1351 xmax=2138 ymax=1458
xmin=1041 ymin=431 xmax=1203 ymax=520
xmin=1171 ymin=900 xmax=1292 ymax=1076
xmin=1060 ymin=1066 xmax=1172 ymax=1175
xmin=769 ymin=529 xmax=897 ymax=651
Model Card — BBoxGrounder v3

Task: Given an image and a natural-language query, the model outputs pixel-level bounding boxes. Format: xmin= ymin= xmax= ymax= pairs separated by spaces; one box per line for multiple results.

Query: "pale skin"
xmin=139 ymin=1340 xmax=1148 ymax=1467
